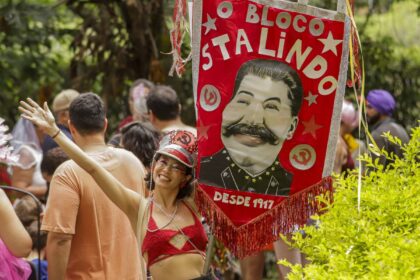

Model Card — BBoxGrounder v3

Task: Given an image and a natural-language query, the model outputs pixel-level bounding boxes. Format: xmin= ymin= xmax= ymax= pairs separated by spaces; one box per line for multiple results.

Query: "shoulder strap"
xmin=183 ymin=198 xmax=201 ymax=219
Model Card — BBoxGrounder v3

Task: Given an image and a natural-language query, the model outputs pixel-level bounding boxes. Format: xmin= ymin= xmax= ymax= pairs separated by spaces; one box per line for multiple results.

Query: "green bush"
xmin=280 ymin=126 xmax=420 ymax=279
xmin=359 ymin=0 xmax=420 ymax=131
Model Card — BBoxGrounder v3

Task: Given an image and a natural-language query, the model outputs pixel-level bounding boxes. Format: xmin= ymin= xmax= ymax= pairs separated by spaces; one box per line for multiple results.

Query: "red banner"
xmin=192 ymin=0 xmax=350 ymax=257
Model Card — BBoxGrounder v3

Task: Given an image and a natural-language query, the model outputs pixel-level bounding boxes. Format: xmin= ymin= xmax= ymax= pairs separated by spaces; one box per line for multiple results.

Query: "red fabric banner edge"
xmin=195 ymin=176 xmax=333 ymax=258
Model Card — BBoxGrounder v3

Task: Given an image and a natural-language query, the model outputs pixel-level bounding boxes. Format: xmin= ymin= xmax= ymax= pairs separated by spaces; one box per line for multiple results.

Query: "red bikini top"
xmin=141 ymin=201 xmax=208 ymax=268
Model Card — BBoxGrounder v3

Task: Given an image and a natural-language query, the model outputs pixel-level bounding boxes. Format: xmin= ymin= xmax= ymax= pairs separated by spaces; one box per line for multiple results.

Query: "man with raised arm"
xmin=40 ymin=93 xmax=146 ymax=279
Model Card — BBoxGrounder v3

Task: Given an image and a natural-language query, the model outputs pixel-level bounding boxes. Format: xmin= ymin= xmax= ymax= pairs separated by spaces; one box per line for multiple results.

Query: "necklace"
xmin=146 ymin=198 xmax=178 ymax=233
xmin=145 ymin=198 xmax=207 ymax=264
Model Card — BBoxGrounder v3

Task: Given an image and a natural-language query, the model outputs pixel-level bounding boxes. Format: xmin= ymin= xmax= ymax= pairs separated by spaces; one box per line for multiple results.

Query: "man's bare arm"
xmin=47 ymin=232 xmax=73 ymax=280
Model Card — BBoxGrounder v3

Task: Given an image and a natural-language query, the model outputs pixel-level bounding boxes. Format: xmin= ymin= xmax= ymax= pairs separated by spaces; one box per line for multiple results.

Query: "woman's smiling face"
xmin=152 ymin=155 xmax=188 ymax=190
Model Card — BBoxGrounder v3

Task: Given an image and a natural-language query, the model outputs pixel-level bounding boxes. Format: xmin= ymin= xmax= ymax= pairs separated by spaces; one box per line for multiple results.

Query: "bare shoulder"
xmin=0 ymin=189 xmax=12 ymax=217
xmin=115 ymin=147 xmax=143 ymax=165
xmin=113 ymin=147 xmax=147 ymax=192
xmin=115 ymin=148 xmax=146 ymax=174
xmin=183 ymin=197 xmax=200 ymax=218
xmin=0 ymin=189 xmax=6 ymax=200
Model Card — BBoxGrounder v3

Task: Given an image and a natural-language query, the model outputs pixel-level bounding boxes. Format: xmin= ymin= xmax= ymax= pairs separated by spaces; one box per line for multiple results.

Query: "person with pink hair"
xmin=334 ymin=99 xmax=367 ymax=174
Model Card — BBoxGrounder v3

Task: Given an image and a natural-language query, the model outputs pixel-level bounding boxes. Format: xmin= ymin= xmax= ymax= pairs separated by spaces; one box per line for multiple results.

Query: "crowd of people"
xmin=0 ymin=78 xmax=410 ymax=280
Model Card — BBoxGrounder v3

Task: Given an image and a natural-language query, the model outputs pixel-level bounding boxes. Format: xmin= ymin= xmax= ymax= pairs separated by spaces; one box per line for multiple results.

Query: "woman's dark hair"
xmin=121 ymin=122 xmax=161 ymax=168
xmin=147 ymin=154 xmax=195 ymax=200
xmin=41 ymin=147 xmax=69 ymax=176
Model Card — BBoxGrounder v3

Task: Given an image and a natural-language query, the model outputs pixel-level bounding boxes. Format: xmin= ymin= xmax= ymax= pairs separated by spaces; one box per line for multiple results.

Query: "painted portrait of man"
xmin=199 ymin=59 xmax=303 ymax=196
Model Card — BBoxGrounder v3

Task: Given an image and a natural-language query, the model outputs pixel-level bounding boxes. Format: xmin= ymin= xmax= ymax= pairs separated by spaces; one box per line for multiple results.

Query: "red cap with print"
xmin=155 ymin=130 xmax=197 ymax=168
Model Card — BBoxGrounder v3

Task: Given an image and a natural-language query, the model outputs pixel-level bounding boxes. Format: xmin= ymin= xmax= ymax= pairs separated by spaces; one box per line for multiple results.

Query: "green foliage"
xmin=0 ymin=0 xmax=417 ymax=133
xmin=306 ymin=1 xmax=420 ymax=130
xmin=66 ymin=0 xmax=166 ymax=133
xmin=280 ymin=126 xmax=420 ymax=279
xmin=0 ymin=1 xmax=76 ymax=126
xmin=0 ymin=0 xmax=168 ymax=134
xmin=362 ymin=1 xmax=420 ymax=58
xmin=359 ymin=1 xmax=420 ymax=130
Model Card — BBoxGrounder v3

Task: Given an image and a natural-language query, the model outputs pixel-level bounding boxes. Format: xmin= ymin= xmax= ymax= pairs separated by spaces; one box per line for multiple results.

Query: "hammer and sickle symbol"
xmin=176 ymin=133 xmax=192 ymax=145
xmin=292 ymin=148 xmax=311 ymax=165
xmin=203 ymin=88 xmax=217 ymax=106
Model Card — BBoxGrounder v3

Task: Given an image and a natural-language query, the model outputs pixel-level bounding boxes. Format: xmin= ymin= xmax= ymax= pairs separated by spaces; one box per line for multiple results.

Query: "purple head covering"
xmin=366 ymin=89 xmax=396 ymax=116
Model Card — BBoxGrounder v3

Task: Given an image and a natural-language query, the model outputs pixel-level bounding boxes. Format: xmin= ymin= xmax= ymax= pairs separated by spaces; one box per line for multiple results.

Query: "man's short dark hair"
xmin=69 ymin=93 xmax=106 ymax=135
xmin=41 ymin=147 xmax=69 ymax=176
xmin=146 ymin=85 xmax=180 ymax=121
xmin=233 ymin=59 xmax=303 ymax=117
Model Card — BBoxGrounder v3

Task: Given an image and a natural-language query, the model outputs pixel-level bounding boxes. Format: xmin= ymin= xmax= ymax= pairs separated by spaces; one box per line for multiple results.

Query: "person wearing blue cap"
xmin=366 ymin=89 xmax=409 ymax=167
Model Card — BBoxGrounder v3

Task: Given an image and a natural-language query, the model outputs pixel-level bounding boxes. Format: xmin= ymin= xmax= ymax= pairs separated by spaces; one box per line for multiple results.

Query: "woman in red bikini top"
xmin=17 ymin=101 xmax=210 ymax=280
xmin=139 ymin=130 xmax=209 ymax=279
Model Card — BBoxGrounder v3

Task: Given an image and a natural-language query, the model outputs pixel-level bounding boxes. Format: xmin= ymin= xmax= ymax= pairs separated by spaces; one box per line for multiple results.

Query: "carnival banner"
xmin=192 ymin=0 xmax=350 ymax=257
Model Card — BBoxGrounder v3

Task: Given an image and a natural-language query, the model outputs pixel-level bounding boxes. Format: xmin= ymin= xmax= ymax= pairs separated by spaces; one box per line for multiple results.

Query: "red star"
xmin=302 ymin=116 xmax=323 ymax=139
xmin=197 ymin=120 xmax=212 ymax=141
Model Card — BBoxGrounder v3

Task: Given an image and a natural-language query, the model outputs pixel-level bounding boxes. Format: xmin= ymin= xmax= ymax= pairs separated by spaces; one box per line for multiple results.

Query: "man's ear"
xmin=286 ymin=116 xmax=298 ymax=140
xmin=103 ymin=118 xmax=108 ymax=132
xmin=68 ymin=120 xmax=77 ymax=136
xmin=148 ymin=110 xmax=156 ymax=123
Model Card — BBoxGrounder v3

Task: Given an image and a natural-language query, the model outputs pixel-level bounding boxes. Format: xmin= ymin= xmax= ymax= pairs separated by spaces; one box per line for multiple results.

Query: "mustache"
xmin=223 ymin=120 xmax=279 ymax=145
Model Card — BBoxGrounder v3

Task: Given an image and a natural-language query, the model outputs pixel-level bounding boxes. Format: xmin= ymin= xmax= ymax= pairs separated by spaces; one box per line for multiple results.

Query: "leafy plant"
xmin=0 ymin=0 xmax=186 ymax=133
xmin=280 ymin=125 xmax=420 ymax=279
xmin=359 ymin=0 xmax=420 ymax=131
xmin=0 ymin=1 xmax=76 ymax=126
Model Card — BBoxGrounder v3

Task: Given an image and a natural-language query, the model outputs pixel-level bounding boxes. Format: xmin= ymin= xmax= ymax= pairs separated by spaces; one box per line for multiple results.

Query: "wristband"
xmin=51 ymin=129 xmax=61 ymax=139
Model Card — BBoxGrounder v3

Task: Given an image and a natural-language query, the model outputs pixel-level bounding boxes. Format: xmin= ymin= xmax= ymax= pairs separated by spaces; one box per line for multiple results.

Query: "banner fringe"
xmin=196 ymin=177 xmax=333 ymax=258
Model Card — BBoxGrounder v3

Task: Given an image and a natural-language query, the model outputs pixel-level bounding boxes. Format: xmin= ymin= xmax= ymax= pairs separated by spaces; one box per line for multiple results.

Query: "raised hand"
xmin=18 ymin=98 xmax=59 ymax=136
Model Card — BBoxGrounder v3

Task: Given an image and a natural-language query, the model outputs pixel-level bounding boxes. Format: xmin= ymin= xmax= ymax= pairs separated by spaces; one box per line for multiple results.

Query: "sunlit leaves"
xmin=284 ymin=127 xmax=420 ymax=279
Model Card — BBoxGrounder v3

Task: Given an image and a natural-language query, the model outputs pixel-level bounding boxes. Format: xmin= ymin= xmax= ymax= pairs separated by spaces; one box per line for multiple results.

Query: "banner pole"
xmin=337 ymin=0 xmax=346 ymax=13
xmin=203 ymin=233 xmax=215 ymax=275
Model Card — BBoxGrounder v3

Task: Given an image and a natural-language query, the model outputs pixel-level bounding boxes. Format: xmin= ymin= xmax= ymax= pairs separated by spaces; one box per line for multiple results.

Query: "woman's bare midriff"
xmin=149 ymin=253 xmax=205 ymax=280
